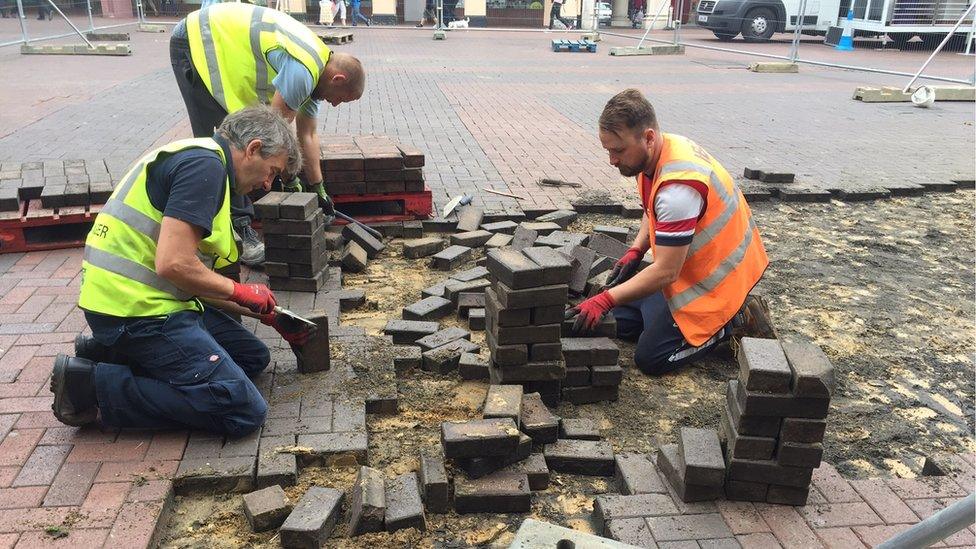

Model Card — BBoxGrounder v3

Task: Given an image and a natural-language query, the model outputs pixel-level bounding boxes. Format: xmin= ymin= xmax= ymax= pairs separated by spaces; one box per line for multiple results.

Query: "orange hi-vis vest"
xmin=638 ymin=133 xmax=769 ymax=346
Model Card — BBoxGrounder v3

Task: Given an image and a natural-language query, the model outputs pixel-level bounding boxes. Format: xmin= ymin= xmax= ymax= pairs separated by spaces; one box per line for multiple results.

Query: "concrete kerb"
xmin=749 ymin=62 xmax=799 ymax=73
xmin=20 ymin=43 xmax=132 ymax=55
xmin=853 ymin=85 xmax=976 ymax=103
xmin=609 ymin=44 xmax=684 ymax=56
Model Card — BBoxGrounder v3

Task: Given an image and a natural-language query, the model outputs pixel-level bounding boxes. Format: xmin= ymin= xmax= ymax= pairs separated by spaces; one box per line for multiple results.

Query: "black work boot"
xmin=50 ymin=354 xmax=98 ymax=427
xmin=732 ymin=294 xmax=778 ymax=340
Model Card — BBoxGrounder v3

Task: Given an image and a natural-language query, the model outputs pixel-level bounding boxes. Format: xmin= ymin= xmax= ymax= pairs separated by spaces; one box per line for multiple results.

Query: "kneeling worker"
xmin=52 ymin=106 xmax=313 ymax=437
xmin=568 ymin=89 xmax=774 ymax=375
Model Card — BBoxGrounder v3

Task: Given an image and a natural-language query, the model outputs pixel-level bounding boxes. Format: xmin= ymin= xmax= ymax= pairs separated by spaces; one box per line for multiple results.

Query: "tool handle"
xmin=335 ymin=210 xmax=383 ymax=239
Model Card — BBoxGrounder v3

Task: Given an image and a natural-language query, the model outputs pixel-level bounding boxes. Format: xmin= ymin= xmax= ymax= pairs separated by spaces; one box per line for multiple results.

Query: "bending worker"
xmin=170 ymin=2 xmax=366 ymax=265
xmin=568 ymin=89 xmax=774 ymax=375
xmin=51 ymin=106 xmax=312 ymax=436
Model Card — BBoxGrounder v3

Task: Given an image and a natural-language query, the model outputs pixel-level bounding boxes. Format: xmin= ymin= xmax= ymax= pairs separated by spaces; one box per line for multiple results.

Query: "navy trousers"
xmin=613 ymin=292 xmax=730 ymax=376
xmin=88 ymin=306 xmax=270 ymax=437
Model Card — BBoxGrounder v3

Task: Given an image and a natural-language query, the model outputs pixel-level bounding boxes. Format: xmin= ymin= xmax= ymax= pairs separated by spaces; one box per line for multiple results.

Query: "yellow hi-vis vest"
xmin=78 ymin=138 xmax=239 ymax=318
xmin=186 ymin=3 xmax=332 ymax=113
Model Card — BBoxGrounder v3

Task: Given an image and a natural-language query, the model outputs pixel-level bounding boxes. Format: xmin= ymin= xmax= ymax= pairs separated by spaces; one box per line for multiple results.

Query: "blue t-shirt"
xmin=85 ymin=137 xmax=234 ymax=335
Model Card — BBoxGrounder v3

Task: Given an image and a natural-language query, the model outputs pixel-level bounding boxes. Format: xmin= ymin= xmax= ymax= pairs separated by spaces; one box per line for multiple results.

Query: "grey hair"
xmin=217 ymin=105 xmax=303 ymax=177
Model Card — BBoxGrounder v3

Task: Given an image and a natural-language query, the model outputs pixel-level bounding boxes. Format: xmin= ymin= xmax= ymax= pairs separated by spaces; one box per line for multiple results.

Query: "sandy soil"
xmin=159 ymin=192 xmax=975 ymax=548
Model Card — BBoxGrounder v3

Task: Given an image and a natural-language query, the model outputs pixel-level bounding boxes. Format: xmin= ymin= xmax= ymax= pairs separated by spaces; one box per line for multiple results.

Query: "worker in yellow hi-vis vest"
xmin=52 ymin=107 xmax=313 ymax=436
xmin=169 ymin=2 xmax=366 ymax=265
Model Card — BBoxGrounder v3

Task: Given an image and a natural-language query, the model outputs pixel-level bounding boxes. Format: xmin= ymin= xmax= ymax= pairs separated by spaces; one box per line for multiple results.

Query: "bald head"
xmin=314 ymin=52 xmax=365 ymax=107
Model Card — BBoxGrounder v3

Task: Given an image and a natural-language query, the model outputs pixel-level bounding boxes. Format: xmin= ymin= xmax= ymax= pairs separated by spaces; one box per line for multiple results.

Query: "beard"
xmin=615 ymin=147 xmax=649 ymax=177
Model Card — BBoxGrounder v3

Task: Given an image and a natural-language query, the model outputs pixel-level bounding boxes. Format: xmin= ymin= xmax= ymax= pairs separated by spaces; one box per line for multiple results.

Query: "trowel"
xmin=273 ymin=306 xmax=318 ymax=331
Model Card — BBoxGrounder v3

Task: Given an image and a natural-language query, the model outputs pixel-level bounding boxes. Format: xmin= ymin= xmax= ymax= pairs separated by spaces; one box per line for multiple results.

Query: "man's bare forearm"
xmin=632 ymin=213 xmax=651 ymax=252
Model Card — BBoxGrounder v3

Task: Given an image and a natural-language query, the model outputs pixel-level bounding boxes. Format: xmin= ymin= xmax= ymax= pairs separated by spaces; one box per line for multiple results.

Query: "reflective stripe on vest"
xmin=78 ymin=138 xmax=238 ymax=318
xmin=645 ymin=134 xmax=768 ymax=346
xmin=189 ymin=4 xmax=330 ymax=113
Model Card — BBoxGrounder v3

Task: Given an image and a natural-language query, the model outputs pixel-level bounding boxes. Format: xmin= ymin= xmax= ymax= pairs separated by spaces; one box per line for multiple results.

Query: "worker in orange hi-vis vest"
xmin=566 ymin=88 xmax=776 ymax=376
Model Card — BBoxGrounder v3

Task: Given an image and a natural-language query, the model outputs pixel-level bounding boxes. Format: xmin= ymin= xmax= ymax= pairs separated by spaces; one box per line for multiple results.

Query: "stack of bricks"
xmin=320 ymin=135 xmax=425 ymax=196
xmin=0 ymin=159 xmax=114 ymax=211
xmin=485 ymin=247 xmax=573 ymax=406
xmin=559 ymin=335 xmax=622 ymax=404
xmin=656 ymin=427 xmax=726 ymax=502
xmin=254 ymin=191 xmax=332 ymax=292
xmin=721 ymin=337 xmax=834 ymax=505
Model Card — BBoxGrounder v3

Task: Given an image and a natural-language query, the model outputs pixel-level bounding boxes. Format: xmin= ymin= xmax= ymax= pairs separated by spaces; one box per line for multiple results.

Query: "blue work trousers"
xmin=613 ymin=292 xmax=730 ymax=376
xmin=88 ymin=306 xmax=269 ymax=437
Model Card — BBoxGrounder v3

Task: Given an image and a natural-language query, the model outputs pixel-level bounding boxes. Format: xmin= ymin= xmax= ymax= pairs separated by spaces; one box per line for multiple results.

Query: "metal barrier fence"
xmin=0 ymin=0 xmax=141 ymax=48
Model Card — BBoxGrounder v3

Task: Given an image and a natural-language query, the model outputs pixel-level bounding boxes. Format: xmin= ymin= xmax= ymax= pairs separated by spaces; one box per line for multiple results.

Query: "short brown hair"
xmin=599 ymin=89 xmax=658 ymax=134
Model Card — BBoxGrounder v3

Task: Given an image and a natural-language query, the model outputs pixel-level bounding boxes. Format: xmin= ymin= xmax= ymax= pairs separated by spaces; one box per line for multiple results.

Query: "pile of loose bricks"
xmin=721 ymin=336 xmax=833 ymax=505
xmin=254 ymin=191 xmax=342 ymax=292
xmin=320 ymin=135 xmax=426 ymax=196
xmin=0 ymin=159 xmax=115 ymax=211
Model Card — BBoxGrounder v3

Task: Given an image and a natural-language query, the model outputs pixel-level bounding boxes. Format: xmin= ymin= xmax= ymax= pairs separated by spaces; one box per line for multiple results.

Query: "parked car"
xmin=597 ymin=1 xmax=611 ymax=25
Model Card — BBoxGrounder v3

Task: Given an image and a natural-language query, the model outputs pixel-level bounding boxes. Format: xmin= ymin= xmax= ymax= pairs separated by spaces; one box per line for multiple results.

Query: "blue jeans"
xmin=88 ymin=306 xmax=269 ymax=437
xmin=351 ymin=4 xmax=369 ymax=24
xmin=613 ymin=292 xmax=730 ymax=376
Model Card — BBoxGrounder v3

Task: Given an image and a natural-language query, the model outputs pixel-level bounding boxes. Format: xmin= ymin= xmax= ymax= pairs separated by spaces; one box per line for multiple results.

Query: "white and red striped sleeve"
xmin=652 ymin=180 xmax=706 ymax=247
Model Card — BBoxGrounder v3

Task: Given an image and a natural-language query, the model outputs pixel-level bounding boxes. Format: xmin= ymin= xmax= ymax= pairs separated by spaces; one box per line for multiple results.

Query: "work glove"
xmin=565 ymin=290 xmax=616 ymax=334
xmin=607 ymin=246 xmax=645 ymax=288
xmin=260 ymin=310 xmax=314 ymax=346
xmin=309 ymin=181 xmax=336 ymax=226
xmin=282 ymin=176 xmax=304 ymax=193
xmin=229 ymin=282 xmax=277 ymax=315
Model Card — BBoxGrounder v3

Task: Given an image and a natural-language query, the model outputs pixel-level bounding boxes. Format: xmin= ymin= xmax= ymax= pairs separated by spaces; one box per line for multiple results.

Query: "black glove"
xmin=309 ymin=181 xmax=336 ymax=226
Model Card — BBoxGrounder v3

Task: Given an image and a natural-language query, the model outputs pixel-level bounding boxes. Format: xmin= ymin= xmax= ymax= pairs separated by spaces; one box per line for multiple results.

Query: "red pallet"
xmin=330 ymin=188 xmax=433 ymax=224
xmin=0 ymin=200 xmax=102 ymax=254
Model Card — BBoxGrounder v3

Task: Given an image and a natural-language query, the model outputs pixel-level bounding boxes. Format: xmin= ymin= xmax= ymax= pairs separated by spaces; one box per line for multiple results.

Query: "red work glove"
xmin=229 ymin=282 xmax=277 ymax=315
xmin=607 ymin=246 xmax=645 ymax=288
xmin=565 ymin=290 xmax=617 ymax=333
xmin=260 ymin=311 xmax=314 ymax=346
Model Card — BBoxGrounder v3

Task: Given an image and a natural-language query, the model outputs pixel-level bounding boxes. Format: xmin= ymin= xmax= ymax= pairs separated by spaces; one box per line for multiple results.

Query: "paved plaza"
xmin=0 ymin=20 xmax=973 ymax=548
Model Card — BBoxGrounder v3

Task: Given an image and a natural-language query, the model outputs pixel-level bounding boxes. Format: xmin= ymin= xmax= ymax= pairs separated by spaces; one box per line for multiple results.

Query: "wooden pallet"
xmin=331 ymin=188 xmax=432 ymax=224
xmin=0 ymin=199 xmax=102 ymax=254
xmin=318 ymin=31 xmax=354 ymax=45
xmin=551 ymin=39 xmax=597 ymax=53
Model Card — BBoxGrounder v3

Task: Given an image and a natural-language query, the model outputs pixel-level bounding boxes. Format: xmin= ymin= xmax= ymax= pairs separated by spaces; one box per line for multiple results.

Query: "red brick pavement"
xmin=0 ymin=247 xmax=971 ymax=546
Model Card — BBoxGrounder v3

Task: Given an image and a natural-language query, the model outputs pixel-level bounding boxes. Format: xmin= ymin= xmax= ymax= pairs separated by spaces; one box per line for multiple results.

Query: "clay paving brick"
xmin=348 ymin=466 xmax=386 ymax=536
xmin=885 ymin=476 xmax=967 ymax=500
xmin=592 ymin=493 xmax=680 ymax=535
xmin=384 ymin=472 xmax=426 ymax=533
xmin=777 ymin=441 xmax=824 ymax=468
xmin=482 ymin=384 xmax=523 ymax=422
xmin=781 ymin=341 xmax=835 ymax=398
xmin=510 ymin=225 xmax=538 ymax=250
xmin=484 ymin=287 xmax=530 ymax=327
xmin=798 ymin=501 xmax=883 ymax=529
xmin=736 ymin=532 xmax=785 ymax=548
xmin=727 ymin=458 xmax=813 ymax=488
xmin=561 ymin=337 xmax=620 ymax=367
xmin=720 ymin=403 xmax=776 ymax=461
xmin=657 ymin=444 xmax=724 ymax=503
xmin=606 ymin=517 xmax=655 ymax=547
xmin=458 ymin=352 xmax=488 ymax=380
xmin=453 ymin=472 xmax=530 ymax=514
xmin=279 ymin=486 xmax=344 ymax=548
xmin=593 ymin=225 xmax=630 ymax=243
xmin=488 ymin=360 xmax=566 ymax=384
xmin=383 ymin=319 xmax=439 ymax=344
xmin=459 ymin=434 xmax=532 ymax=479
xmin=767 ymin=484 xmax=812 ymax=506
xmin=736 ymin=381 xmax=830 ymax=419
xmin=43 ymin=461 xmax=100 ymax=507
xmin=522 ymin=246 xmax=573 ymax=285
xmin=441 ymin=418 xmax=520 ymax=459
xmin=717 ymin=500 xmax=770 ymax=535
xmin=342 ymin=223 xmax=385 ymax=259
xmin=422 ymin=339 xmax=480 ymax=373
xmin=402 ymin=237 xmax=446 ymax=259
xmin=243 ymin=485 xmax=292 ymax=532
xmin=0 ymin=485 xmax=46 ymax=509
xmin=756 ymin=504 xmax=824 ymax=549
xmin=725 ymin=479 xmax=769 ymax=503
xmin=450 ymin=230 xmax=493 ymax=248
xmin=498 ymin=453 xmax=550 ymax=491
xmin=393 ymin=345 xmax=423 ymax=374
xmin=486 ymin=248 xmax=544 ymax=290
xmin=11 ymin=443 xmax=71 ymax=487
xmin=647 ymin=513 xmax=734 ymax=542
xmin=780 ymin=418 xmax=827 ymax=444
xmin=480 ymin=220 xmax=519 ymax=234
xmin=727 ymin=381 xmax=781 ymax=437
xmin=430 ymin=245 xmax=473 ymax=271
xmin=402 ymin=296 xmax=453 ymax=321
xmin=560 ymin=418 xmax=600 ymax=440
xmin=519 ymin=392 xmax=558 ymax=444
xmin=738 ymin=337 xmax=793 ymax=394
xmin=416 ymin=327 xmax=470 ymax=351
xmin=450 ymin=266 xmax=490 ymax=282
xmin=544 ymin=439 xmax=614 ymax=476
xmin=418 ymin=453 xmax=449 ymax=514
xmin=615 ymin=453 xmax=667 ymax=495
xmin=811 ymin=463 xmax=864 ymax=504
xmin=455 ymin=206 xmax=484 ymax=233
